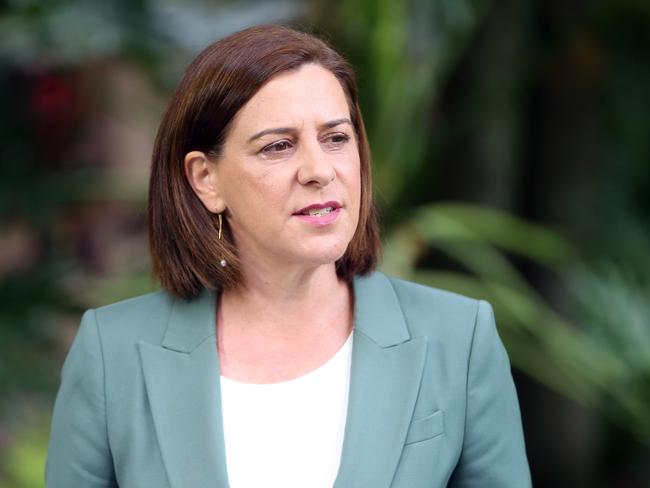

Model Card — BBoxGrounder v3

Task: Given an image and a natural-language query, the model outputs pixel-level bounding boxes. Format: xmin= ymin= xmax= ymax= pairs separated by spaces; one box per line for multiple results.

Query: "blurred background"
xmin=1 ymin=0 xmax=649 ymax=486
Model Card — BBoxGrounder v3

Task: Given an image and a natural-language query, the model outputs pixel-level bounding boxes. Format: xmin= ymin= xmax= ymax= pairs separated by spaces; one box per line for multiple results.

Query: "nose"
xmin=296 ymin=141 xmax=336 ymax=187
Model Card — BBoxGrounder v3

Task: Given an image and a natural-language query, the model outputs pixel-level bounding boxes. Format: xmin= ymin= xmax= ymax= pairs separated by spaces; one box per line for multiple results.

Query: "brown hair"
xmin=148 ymin=24 xmax=380 ymax=299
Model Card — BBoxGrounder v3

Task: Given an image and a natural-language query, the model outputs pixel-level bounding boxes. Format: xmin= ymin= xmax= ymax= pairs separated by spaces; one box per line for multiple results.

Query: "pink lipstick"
xmin=293 ymin=201 xmax=341 ymax=227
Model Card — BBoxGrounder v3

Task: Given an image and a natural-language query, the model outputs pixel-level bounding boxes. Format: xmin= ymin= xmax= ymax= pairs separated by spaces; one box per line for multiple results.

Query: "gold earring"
xmin=217 ymin=213 xmax=226 ymax=268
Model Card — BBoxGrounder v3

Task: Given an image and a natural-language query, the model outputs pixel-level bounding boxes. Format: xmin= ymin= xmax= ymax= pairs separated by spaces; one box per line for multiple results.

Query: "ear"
xmin=184 ymin=150 xmax=226 ymax=213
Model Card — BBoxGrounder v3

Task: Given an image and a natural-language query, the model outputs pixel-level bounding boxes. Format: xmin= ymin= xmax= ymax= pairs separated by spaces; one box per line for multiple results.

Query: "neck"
xmin=220 ymin=259 xmax=353 ymax=339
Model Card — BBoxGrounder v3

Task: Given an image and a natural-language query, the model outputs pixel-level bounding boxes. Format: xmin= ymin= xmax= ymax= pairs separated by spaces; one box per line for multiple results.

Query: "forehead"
xmin=229 ymin=63 xmax=351 ymax=136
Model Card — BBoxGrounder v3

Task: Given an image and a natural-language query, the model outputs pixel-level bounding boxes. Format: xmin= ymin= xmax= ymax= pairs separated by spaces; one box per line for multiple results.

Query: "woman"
xmin=46 ymin=24 xmax=531 ymax=487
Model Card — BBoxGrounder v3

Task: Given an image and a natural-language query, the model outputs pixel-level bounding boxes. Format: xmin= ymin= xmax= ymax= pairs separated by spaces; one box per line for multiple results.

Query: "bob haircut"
xmin=148 ymin=24 xmax=381 ymax=299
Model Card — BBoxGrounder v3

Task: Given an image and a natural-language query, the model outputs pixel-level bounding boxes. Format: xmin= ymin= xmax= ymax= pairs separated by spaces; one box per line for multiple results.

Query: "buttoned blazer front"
xmin=46 ymin=271 xmax=532 ymax=487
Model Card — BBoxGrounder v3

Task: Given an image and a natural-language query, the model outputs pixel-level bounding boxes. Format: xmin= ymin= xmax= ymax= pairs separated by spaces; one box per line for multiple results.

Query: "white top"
xmin=220 ymin=332 xmax=354 ymax=488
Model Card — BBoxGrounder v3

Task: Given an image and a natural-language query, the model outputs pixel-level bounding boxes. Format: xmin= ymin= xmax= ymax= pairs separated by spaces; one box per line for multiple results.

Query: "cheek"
xmin=226 ymin=168 xmax=290 ymax=219
xmin=345 ymin=158 xmax=362 ymax=206
xmin=254 ymin=169 xmax=292 ymax=209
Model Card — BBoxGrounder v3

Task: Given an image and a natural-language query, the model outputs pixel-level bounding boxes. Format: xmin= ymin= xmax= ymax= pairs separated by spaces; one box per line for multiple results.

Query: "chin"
xmin=295 ymin=241 xmax=350 ymax=267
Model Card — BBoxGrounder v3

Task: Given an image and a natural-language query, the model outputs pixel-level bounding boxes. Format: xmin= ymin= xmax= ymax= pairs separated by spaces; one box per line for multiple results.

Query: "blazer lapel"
xmin=138 ymin=289 xmax=230 ymax=488
xmin=334 ymin=273 xmax=428 ymax=487
xmin=136 ymin=272 xmax=426 ymax=488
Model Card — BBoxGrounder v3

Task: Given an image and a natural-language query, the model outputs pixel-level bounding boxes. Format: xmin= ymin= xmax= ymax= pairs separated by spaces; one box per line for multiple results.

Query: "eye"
xmin=321 ymin=132 xmax=351 ymax=149
xmin=261 ymin=139 xmax=294 ymax=154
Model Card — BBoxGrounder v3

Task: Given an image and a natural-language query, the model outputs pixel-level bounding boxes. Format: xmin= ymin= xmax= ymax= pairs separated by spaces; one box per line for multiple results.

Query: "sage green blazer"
xmin=46 ymin=271 xmax=531 ymax=487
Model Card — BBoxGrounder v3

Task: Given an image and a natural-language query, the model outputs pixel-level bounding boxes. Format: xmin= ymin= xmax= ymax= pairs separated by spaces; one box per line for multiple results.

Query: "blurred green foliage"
xmin=0 ymin=413 xmax=49 ymax=488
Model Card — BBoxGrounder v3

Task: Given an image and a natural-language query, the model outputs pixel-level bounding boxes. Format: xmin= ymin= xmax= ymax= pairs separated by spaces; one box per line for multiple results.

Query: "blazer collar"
xmin=161 ymin=286 xmax=217 ymax=353
xmin=159 ymin=271 xmax=411 ymax=353
xmin=140 ymin=271 xmax=427 ymax=488
xmin=352 ymin=272 xmax=411 ymax=346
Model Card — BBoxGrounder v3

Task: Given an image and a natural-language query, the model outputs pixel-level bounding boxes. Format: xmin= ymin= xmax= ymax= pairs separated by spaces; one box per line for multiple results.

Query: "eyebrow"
xmin=247 ymin=117 xmax=353 ymax=143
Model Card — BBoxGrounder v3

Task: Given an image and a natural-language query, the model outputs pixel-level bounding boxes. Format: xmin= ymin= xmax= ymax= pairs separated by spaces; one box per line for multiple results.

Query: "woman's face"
xmin=208 ymin=63 xmax=361 ymax=271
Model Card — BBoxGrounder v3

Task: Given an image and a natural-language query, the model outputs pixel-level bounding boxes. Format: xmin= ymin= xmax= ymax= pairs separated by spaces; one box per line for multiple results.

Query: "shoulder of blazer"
xmin=88 ymin=273 xmax=484 ymax=351
xmin=92 ymin=289 xmax=176 ymax=348
xmin=383 ymin=274 xmax=481 ymax=345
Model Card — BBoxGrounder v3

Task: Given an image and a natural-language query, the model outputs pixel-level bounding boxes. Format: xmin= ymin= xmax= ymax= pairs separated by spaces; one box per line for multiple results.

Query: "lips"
xmin=293 ymin=201 xmax=342 ymax=216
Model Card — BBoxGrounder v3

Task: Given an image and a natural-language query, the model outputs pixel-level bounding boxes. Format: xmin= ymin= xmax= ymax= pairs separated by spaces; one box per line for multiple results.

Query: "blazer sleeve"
xmin=46 ymin=309 xmax=117 ymax=488
xmin=449 ymin=300 xmax=532 ymax=487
